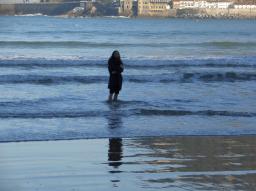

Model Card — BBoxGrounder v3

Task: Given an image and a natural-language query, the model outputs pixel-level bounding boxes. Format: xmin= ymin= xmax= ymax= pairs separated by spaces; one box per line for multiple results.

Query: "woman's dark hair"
xmin=109 ymin=50 xmax=122 ymax=65
xmin=111 ymin=50 xmax=120 ymax=58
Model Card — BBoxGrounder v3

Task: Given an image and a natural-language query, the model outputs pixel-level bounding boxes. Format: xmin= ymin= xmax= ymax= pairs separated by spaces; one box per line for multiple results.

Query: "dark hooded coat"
xmin=108 ymin=55 xmax=124 ymax=93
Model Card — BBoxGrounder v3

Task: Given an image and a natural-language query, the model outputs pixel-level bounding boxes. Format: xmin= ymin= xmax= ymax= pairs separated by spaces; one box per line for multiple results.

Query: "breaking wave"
xmin=1 ymin=40 xmax=256 ymax=48
xmin=0 ymin=57 xmax=256 ymax=69
xmin=0 ymin=71 xmax=255 ymax=85
xmin=0 ymin=109 xmax=254 ymax=119
xmin=0 ymin=41 xmax=172 ymax=48
xmin=137 ymin=109 xmax=256 ymax=117
xmin=0 ymin=75 xmax=106 ymax=85
xmin=200 ymin=41 xmax=256 ymax=48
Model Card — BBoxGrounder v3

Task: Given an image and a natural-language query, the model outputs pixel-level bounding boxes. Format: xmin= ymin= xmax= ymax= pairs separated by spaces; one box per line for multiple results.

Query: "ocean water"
xmin=0 ymin=16 xmax=256 ymax=142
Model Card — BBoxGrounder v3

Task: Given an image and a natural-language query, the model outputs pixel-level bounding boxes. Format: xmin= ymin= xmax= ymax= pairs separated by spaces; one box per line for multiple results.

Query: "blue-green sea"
xmin=0 ymin=16 xmax=256 ymax=142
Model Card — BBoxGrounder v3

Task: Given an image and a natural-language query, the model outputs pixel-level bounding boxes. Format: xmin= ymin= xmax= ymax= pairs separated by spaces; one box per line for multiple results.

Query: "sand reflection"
xmin=126 ymin=136 xmax=256 ymax=190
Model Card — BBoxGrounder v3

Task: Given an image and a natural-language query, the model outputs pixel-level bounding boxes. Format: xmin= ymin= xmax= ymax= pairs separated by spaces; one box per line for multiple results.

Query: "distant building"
xmin=173 ymin=0 xmax=233 ymax=9
xmin=0 ymin=0 xmax=71 ymax=3
xmin=137 ymin=0 xmax=171 ymax=16
xmin=119 ymin=0 xmax=133 ymax=16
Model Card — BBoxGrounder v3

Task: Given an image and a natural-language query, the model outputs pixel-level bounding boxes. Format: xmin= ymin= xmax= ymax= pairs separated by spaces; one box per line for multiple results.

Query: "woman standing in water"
xmin=108 ymin=50 xmax=124 ymax=102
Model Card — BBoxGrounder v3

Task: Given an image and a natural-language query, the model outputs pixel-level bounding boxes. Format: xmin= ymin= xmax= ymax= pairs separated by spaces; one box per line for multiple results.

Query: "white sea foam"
xmin=14 ymin=13 xmax=47 ymax=17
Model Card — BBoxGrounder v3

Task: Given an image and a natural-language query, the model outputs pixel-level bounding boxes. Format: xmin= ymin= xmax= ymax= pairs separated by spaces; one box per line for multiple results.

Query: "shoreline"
xmin=1 ymin=135 xmax=256 ymax=191
xmin=1 ymin=134 xmax=256 ymax=144
xmin=1 ymin=14 xmax=256 ymax=20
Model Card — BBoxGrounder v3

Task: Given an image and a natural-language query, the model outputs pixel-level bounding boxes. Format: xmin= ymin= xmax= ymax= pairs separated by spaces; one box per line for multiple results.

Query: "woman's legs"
xmin=113 ymin=93 xmax=118 ymax=101
xmin=108 ymin=89 xmax=114 ymax=101
xmin=109 ymin=90 xmax=119 ymax=102
xmin=108 ymin=93 xmax=113 ymax=102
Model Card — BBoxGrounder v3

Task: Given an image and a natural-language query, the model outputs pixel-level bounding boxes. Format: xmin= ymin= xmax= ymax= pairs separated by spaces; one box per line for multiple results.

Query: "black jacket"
xmin=108 ymin=57 xmax=124 ymax=91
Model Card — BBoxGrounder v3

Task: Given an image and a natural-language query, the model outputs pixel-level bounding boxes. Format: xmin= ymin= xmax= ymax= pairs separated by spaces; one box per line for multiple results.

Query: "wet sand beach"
xmin=1 ymin=136 xmax=256 ymax=191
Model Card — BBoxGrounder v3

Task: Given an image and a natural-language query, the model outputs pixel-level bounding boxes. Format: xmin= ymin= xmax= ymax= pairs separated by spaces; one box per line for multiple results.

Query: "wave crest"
xmin=0 ymin=109 xmax=254 ymax=119
xmin=0 ymin=57 xmax=256 ymax=69
xmin=0 ymin=72 xmax=255 ymax=85
xmin=138 ymin=109 xmax=256 ymax=117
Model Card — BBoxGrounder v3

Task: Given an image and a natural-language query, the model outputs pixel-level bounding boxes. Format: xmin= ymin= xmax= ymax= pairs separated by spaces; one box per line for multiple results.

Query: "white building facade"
xmin=173 ymin=0 xmax=233 ymax=9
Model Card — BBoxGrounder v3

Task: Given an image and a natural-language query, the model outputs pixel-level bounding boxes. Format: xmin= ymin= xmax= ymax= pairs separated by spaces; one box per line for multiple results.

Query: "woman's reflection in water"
xmin=108 ymin=138 xmax=123 ymax=169
xmin=107 ymin=102 xmax=124 ymax=187
xmin=107 ymin=103 xmax=123 ymax=171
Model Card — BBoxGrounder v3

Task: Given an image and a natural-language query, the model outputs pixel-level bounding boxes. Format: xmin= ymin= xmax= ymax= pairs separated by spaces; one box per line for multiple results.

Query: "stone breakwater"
xmin=0 ymin=2 xmax=80 ymax=16
xmin=176 ymin=8 xmax=256 ymax=19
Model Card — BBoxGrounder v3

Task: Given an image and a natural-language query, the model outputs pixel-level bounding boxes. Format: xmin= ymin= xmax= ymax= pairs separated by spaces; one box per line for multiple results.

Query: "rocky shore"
xmin=0 ymin=2 xmax=256 ymax=19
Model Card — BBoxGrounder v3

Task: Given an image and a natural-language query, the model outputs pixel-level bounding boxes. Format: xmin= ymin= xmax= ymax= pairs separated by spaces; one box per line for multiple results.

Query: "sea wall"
xmin=176 ymin=8 xmax=256 ymax=19
xmin=205 ymin=8 xmax=256 ymax=18
xmin=0 ymin=4 xmax=15 ymax=15
xmin=0 ymin=2 xmax=80 ymax=15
